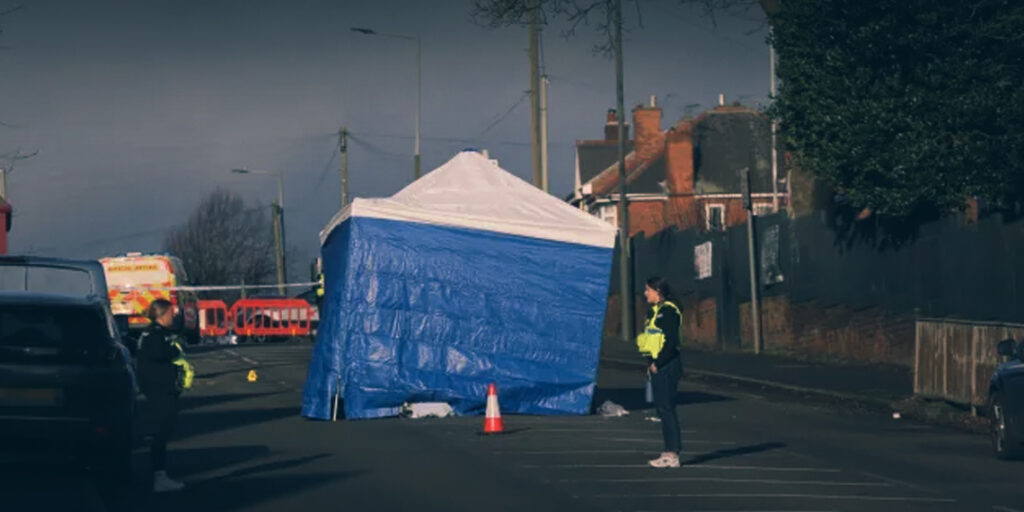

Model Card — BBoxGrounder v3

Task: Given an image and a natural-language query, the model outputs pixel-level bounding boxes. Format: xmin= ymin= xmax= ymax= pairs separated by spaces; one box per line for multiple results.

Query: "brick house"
xmin=0 ymin=197 xmax=10 ymax=254
xmin=569 ymin=100 xmax=786 ymax=236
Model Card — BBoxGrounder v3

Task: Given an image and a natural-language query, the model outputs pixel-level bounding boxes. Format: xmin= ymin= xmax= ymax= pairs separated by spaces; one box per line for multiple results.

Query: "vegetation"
xmin=768 ymin=0 xmax=1024 ymax=219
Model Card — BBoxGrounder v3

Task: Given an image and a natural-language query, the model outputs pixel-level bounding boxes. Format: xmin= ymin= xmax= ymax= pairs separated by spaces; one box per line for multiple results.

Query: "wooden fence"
xmin=914 ymin=318 xmax=1024 ymax=407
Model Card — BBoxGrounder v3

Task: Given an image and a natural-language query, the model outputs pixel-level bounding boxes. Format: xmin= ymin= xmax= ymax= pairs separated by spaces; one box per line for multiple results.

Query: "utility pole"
xmin=540 ymin=74 xmax=549 ymax=193
xmin=0 ymin=168 xmax=6 ymax=200
xmin=742 ymin=167 xmax=764 ymax=354
xmin=272 ymin=203 xmax=285 ymax=296
xmin=769 ymin=30 xmax=780 ymax=212
xmin=614 ymin=0 xmax=633 ymax=343
xmin=414 ymin=35 xmax=421 ymax=181
xmin=339 ymin=127 xmax=349 ymax=207
xmin=528 ymin=0 xmax=542 ymax=188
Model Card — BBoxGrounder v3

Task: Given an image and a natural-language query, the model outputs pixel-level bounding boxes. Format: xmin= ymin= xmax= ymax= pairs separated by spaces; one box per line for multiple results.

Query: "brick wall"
xmin=738 ymin=295 xmax=916 ymax=366
xmin=680 ymin=295 xmax=718 ymax=349
xmin=629 ymin=200 xmax=668 ymax=237
xmin=604 ymin=293 xmax=719 ymax=350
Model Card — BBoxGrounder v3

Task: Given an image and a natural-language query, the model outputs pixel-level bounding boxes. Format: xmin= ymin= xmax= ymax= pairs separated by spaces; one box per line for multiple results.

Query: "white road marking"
xmin=556 ymin=476 xmax=892 ymax=487
xmin=628 ymin=509 xmax=839 ymax=512
xmin=528 ymin=428 xmax=698 ymax=433
xmin=858 ymin=471 xmax=942 ymax=495
xmin=994 ymin=506 xmax=1024 ymax=512
xmin=519 ymin=464 xmax=842 ymax=472
xmin=594 ymin=493 xmax=956 ymax=503
xmin=497 ymin=449 xmax=702 ymax=455
xmin=225 ymin=349 xmax=260 ymax=366
xmin=592 ymin=437 xmax=735 ymax=445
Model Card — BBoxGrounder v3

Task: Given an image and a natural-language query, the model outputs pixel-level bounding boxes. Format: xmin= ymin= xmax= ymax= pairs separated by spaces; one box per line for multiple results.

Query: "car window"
xmin=0 ymin=304 xmax=108 ymax=349
xmin=0 ymin=265 xmax=95 ymax=296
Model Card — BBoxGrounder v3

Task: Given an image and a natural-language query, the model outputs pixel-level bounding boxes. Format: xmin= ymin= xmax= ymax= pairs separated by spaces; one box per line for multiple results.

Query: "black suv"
xmin=0 ymin=257 xmax=136 ymax=481
xmin=990 ymin=338 xmax=1024 ymax=460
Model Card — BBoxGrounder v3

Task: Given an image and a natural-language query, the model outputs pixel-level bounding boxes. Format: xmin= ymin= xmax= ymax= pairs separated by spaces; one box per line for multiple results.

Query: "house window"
xmin=596 ymin=205 xmax=618 ymax=227
xmin=706 ymin=204 xmax=725 ymax=231
xmin=753 ymin=203 xmax=775 ymax=216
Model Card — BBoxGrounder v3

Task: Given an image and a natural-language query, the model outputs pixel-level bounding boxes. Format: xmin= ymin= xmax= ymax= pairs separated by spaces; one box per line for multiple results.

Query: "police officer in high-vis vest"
xmin=636 ymin=276 xmax=683 ymax=468
xmin=138 ymin=299 xmax=194 ymax=492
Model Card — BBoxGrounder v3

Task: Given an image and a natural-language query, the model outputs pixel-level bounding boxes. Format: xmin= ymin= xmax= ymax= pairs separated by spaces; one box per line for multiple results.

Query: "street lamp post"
xmin=352 ymin=27 xmax=421 ymax=181
xmin=232 ymin=168 xmax=287 ymax=295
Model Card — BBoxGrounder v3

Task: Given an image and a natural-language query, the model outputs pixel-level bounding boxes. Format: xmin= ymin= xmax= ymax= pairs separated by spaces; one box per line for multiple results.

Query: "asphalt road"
xmin=1 ymin=343 xmax=1021 ymax=512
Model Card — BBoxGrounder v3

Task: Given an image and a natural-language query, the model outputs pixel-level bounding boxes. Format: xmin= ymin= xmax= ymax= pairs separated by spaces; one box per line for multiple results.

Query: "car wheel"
xmin=990 ymin=393 xmax=1023 ymax=460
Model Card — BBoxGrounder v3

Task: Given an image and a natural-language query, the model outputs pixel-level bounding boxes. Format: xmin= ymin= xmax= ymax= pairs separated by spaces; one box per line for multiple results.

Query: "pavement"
xmin=601 ymin=337 xmax=912 ymax=408
xmin=0 ymin=342 xmax=1021 ymax=512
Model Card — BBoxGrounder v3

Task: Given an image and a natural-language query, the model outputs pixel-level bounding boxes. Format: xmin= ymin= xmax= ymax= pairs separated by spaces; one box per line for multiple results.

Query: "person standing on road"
xmin=138 ymin=299 xmax=194 ymax=493
xmin=637 ymin=276 xmax=684 ymax=468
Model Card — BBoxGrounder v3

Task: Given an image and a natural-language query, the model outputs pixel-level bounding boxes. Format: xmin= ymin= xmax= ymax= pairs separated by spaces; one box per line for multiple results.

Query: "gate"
xmin=198 ymin=300 xmax=230 ymax=337
xmin=231 ymin=298 xmax=315 ymax=339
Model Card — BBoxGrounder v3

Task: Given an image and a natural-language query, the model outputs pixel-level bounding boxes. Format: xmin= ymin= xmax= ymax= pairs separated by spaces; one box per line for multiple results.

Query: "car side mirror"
xmin=997 ymin=339 xmax=1017 ymax=358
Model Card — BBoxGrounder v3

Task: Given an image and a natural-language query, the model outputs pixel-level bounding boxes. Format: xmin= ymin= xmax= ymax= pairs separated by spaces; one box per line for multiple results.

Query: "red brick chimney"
xmin=632 ymin=100 xmax=663 ymax=161
xmin=664 ymin=120 xmax=695 ymax=195
xmin=604 ymin=109 xmax=630 ymax=141
xmin=0 ymin=198 xmax=10 ymax=255
xmin=662 ymin=119 xmax=698 ymax=229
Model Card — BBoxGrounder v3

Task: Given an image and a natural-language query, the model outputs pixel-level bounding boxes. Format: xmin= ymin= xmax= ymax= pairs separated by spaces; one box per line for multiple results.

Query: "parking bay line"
xmin=592 ymin=437 xmax=736 ymax=445
xmin=555 ymin=476 xmax=892 ymax=487
xmin=497 ymin=449 xmax=705 ymax=455
xmin=524 ymin=428 xmax=698 ymax=433
xmin=628 ymin=509 xmax=839 ymax=512
xmin=225 ymin=349 xmax=260 ymax=366
xmin=592 ymin=493 xmax=956 ymax=503
xmin=519 ymin=464 xmax=842 ymax=472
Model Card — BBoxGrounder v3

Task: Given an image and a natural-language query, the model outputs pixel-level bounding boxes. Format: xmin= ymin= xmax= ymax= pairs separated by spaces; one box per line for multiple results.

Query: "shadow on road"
xmin=176 ymin=406 xmax=299 ymax=441
xmin=177 ymin=391 xmax=287 ymax=411
xmin=591 ymin=387 xmax=732 ymax=412
xmin=136 ymin=470 xmax=367 ymax=512
xmin=167 ymin=444 xmax=274 ymax=478
xmin=209 ymin=453 xmax=333 ymax=481
xmin=683 ymin=441 xmax=786 ymax=465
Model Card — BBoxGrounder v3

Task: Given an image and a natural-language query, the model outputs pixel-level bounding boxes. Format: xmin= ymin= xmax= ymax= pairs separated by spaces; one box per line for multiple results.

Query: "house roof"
xmin=577 ymin=141 xmax=635 ymax=186
xmin=575 ymin=106 xmax=780 ymax=200
xmin=693 ymin=110 xmax=776 ymax=194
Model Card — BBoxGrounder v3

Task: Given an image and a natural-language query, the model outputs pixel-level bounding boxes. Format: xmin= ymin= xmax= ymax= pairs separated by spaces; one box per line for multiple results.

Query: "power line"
xmin=476 ymin=91 xmax=530 ymax=139
xmin=353 ymin=130 xmax=571 ymax=148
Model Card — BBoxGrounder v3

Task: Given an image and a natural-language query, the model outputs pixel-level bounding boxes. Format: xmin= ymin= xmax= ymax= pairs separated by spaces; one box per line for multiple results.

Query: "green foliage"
xmin=768 ymin=0 xmax=1024 ymax=218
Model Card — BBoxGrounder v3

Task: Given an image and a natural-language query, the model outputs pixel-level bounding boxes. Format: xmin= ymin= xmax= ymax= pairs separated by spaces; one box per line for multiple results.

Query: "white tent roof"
xmin=321 ymin=151 xmax=617 ymax=248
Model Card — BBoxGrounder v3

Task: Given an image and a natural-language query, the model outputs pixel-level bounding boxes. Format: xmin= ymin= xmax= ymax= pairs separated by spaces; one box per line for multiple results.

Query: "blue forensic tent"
xmin=301 ymin=151 xmax=617 ymax=420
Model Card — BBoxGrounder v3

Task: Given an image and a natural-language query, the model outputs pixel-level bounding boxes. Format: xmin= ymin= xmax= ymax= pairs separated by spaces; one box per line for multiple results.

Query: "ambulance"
xmin=99 ymin=253 xmax=200 ymax=345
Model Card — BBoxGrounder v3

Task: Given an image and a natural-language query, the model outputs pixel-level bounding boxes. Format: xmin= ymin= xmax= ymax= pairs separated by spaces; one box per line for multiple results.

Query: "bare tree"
xmin=164 ymin=189 xmax=276 ymax=301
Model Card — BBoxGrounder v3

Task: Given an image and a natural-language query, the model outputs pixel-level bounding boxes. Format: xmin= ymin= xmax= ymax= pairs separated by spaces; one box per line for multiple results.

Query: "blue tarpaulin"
xmin=301 ymin=151 xmax=616 ymax=420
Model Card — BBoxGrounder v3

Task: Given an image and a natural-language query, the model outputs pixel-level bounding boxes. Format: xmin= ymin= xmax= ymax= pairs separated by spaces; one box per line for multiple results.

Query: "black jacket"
xmin=646 ymin=302 xmax=681 ymax=370
xmin=137 ymin=324 xmax=183 ymax=397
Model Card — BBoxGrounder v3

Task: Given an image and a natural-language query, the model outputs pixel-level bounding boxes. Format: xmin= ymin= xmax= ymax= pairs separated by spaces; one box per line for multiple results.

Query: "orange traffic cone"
xmin=483 ymin=382 xmax=504 ymax=434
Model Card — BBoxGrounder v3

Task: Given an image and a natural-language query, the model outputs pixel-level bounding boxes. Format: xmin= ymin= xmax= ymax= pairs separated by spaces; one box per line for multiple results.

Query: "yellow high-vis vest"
xmin=636 ymin=301 xmax=681 ymax=360
xmin=170 ymin=340 xmax=194 ymax=391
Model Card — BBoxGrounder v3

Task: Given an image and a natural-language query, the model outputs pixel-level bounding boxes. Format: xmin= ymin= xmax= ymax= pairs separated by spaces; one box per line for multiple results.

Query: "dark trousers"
xmin=146 ymin=392 xmax=180 ymax=472
xmin=651 ymin=357 xmax=682 ymax=454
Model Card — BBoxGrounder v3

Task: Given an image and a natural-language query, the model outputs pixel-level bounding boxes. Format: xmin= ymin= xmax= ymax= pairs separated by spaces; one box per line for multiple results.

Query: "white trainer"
xmin=647 ymin=452 xmax=681 ymax=468
xmin=153 ymin=470 xmax=185 ymax=493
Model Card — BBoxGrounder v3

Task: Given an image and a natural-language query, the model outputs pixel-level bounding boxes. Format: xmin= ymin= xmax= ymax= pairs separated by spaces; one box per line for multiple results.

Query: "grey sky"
xmin=0 ymin=0 xmax=769 ymax=279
